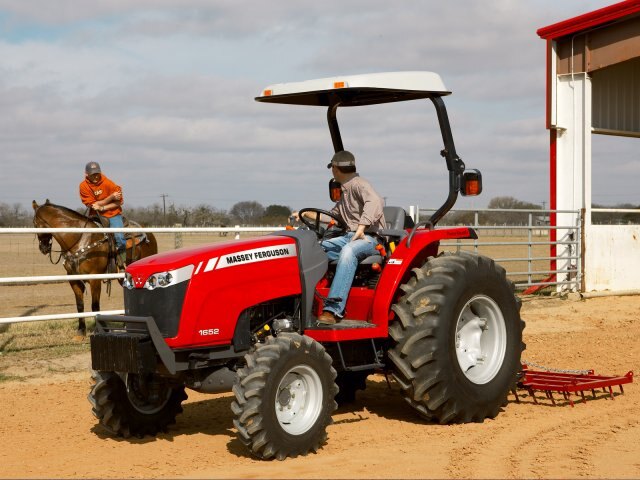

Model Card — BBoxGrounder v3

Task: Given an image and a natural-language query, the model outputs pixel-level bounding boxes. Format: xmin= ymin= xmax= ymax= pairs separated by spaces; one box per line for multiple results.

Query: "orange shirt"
xmin=79 ymin=175 xmax=123 ymax=218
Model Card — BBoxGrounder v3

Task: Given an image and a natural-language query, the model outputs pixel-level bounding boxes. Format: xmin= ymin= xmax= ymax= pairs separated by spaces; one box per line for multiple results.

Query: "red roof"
xmin=537 ymin=0 xmax=640 ymax=39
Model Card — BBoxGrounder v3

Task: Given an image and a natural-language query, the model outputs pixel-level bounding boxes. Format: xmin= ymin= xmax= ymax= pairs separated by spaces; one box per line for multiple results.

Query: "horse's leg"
xmin=88 ymin=280 xmax=102 ymax=332
xmin=69 ymin=280 xmax=86 ymax=337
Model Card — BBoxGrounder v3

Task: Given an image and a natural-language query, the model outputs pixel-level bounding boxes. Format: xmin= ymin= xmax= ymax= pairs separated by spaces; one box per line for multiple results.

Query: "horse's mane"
xmin=40 ymin=202 xmax=90 ymax=221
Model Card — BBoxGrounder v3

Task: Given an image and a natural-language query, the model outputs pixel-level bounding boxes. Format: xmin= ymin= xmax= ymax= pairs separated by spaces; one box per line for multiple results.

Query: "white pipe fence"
xmin=0 ymin=210 xmax=582 ymax=325
xmin=417 ymin=207 xmax=582 ymax=291
xmin=1 ymin=225 xmax=283 ymax=325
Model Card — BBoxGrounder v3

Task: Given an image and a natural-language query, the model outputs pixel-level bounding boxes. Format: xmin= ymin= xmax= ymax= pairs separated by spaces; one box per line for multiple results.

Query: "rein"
xmin=48 ymin=246 xmax=63 ymax=265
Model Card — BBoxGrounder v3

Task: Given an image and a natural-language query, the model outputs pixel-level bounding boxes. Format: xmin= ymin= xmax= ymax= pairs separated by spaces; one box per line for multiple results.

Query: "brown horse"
xmin=32 ymin=200 xmax=158 ymax=337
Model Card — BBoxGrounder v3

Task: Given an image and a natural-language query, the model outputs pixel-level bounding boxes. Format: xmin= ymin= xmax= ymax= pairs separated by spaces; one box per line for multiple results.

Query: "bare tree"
xmin=230 ymin=201 xmax=265 ymax=225
xmin=0 ymin=202 xmax=30 ymax=227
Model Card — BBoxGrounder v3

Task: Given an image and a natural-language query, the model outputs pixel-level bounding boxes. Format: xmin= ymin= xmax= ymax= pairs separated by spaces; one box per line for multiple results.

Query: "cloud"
xmin=0 ymin=0 xmax=631 ymax=214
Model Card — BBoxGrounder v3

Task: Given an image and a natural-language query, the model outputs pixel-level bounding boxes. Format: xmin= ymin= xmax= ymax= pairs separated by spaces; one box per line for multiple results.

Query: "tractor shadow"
xmin=90 ymin=394 xmax=237 ymax=444
xmin=334 ymin=375 xmax=436 ymax=425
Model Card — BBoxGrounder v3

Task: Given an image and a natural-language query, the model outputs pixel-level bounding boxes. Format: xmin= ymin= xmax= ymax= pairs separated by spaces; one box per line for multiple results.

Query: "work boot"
xmin=317 ymin=311 xmax=338 ymax=325
xmin=116 ymin=248 xmax=127 ymax=269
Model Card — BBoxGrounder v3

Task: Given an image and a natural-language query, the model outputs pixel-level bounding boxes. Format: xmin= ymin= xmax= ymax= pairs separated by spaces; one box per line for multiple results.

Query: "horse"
xmin=32 ymin=200 xmax=158 ymax=337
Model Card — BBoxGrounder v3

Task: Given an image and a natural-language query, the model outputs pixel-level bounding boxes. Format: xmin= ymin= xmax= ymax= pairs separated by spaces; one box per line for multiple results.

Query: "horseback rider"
xmin=79 ymin=162 xmax=126 ymax=268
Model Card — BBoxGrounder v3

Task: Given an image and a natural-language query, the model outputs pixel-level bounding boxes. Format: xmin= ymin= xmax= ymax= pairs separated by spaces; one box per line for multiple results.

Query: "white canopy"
xmin=256 ymin=71 xmax=450 ymax=106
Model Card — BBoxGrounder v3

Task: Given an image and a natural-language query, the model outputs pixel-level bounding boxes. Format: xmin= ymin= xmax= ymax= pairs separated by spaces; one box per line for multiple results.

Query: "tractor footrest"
xmin=515 ymin=366 xmax=634 ymax=407
xmin=312 ymin=319 xmax=377 ymax=330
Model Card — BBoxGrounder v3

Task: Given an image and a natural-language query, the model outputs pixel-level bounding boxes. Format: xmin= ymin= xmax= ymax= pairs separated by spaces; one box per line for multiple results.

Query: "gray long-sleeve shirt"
xmin=330 ymin=174 xmax=385 ymax=233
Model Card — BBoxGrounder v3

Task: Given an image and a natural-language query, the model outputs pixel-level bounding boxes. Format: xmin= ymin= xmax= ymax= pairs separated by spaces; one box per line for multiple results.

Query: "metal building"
xmin=538 ymin=0 xmax=640 ymax=292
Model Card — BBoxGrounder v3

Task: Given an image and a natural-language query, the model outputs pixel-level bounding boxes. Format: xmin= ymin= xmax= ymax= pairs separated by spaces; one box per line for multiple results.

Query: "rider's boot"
xmin=116 ymin=247 xmax=127 ymax=269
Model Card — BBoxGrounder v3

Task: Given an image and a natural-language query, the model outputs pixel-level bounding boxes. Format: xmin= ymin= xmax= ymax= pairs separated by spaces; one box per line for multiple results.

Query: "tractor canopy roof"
xmin=255 ymin=71 xmax=450 ymax=107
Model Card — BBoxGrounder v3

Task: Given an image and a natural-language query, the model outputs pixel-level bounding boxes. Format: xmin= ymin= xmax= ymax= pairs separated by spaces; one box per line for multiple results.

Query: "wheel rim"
xmin=125 ymin=374 xmax=172 ymax=414
xmin=455 ymin=295 xmax=507 ymax=384
xmin=275 ymin=364 xmax=324 ymax=435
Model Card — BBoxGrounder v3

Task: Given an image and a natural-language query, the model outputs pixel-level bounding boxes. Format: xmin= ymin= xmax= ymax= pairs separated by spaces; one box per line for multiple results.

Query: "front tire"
xmin=388 ymin=251 xmax=524 ymax=424
xmin=88 ymin=371 xmax=187 ymax=437
xmin=231 ymin=333 xmax=338 ymax=460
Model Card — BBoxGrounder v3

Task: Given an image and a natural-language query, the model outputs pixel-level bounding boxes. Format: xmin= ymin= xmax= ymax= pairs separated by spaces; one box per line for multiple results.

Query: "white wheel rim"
xmin=455 ymin=295 xmax=507 ymax=384
xmin=275 ymin=364 xmax=323 ymax=435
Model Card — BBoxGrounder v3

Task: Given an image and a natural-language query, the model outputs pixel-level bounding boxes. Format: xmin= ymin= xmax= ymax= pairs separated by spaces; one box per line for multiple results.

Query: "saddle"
xmin=92 ymin=215 xmax=149 ymax=272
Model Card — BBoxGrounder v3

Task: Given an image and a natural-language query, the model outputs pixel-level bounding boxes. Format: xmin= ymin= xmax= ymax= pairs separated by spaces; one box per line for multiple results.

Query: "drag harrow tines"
xmin=513 ymin=364 xmax=634 ymax=407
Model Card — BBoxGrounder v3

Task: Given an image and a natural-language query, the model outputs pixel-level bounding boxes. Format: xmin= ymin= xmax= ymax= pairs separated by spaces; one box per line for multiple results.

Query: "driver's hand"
xmin=351 ymin=225 xmax=368 ymax=242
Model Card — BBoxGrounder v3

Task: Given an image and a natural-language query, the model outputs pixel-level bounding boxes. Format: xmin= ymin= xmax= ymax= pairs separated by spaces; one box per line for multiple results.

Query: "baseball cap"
xmin=327 ymin=150 xmax=356 ymax=169
xmin=85 ymin=162 xmax=101 ymax=175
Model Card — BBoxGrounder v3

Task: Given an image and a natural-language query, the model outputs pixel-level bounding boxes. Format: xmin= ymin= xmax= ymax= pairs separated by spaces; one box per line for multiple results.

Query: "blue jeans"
xmin=321 ymin=233 xmax=379 ymax=317
xmin=108 ymin=214 xmax=126 ymax=250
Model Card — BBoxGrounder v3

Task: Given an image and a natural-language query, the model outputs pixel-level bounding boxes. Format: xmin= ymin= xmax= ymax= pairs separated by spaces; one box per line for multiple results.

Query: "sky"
xmin=0 ymin=0 xmax=636 ymax=214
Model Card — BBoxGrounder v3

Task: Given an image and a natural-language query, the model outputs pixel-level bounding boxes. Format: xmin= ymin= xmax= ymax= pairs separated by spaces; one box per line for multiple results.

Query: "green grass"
xmin=0 ymin=372 xmax=22 ymax=383
xmin=0 ymin=319 xmax=94 ymax=381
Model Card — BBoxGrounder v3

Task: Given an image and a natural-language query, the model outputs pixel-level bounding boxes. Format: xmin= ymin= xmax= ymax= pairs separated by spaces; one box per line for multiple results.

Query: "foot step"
xmin=312 ymin=319 xmax=376 ymax=329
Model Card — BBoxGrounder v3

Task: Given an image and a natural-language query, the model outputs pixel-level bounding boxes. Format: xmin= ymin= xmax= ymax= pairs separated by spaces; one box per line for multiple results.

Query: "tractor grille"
xmin=124 ymin=282 xmax=188 ymax=338
xmin=90 ymin=333 xmax=156 ymax=373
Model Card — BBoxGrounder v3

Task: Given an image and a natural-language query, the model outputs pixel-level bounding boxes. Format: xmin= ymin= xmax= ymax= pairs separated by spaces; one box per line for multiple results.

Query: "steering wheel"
xmin=298 ymin=208 xmax=348 ymax=239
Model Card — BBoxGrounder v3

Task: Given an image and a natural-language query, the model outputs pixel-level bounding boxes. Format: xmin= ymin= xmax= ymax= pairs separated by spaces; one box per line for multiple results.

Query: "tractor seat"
xmin=328 ymin=206 xmax=411 ymax=267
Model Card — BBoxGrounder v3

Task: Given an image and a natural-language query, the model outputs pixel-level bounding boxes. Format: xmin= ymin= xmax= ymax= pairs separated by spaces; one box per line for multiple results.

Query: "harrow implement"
xmin=514 ymin=364 xmax=634 ymax=407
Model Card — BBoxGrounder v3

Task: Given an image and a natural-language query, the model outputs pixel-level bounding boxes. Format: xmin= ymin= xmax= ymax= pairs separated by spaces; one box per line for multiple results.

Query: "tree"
xmin=261 ymin=204 xmax=292 ymax=225
xmin=487 ymin=196 xmax=541 ymax=210
xmin=230 ymin=201 xmax=265 ymax=225
xmin=0 ymin=202 xmax=30 ymax=227
xmin=484 ymin=196 xmax=541 ymax=225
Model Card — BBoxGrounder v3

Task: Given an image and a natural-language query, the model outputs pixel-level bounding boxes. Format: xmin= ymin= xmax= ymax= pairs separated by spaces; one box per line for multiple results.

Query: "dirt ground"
xmin=0 ymin=294 xmax=639 ymax=479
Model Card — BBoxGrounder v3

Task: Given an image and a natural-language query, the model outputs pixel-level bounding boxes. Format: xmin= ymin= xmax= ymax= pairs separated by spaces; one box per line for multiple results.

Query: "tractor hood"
xmin=124 ymin=235 xmax=297 ymax=288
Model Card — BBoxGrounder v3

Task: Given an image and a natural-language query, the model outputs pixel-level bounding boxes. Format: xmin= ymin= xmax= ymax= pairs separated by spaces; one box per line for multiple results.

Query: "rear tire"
xmin=88 ymin=371 xmax=187 ymax=437
xmin=232 ymin=333 xmax=338 ymax=460
xmin=388 ymin=251 xmax=524 ymax=423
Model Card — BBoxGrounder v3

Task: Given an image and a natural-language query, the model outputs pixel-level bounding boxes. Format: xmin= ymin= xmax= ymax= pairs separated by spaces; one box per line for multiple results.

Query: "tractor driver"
xmin=296 ymin=150 xmax=385 ymax=325
xmin=79 ymin=162 xmax=127 ymax=268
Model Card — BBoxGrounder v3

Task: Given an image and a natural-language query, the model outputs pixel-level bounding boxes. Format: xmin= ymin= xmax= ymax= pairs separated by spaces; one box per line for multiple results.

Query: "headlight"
xmin=123 ymin=272 xmax=134 ymax=290
xmin=157 ymin=272 xmax=173 ymax=287
xmin=144 ymin=271 xmax=175 ymax=290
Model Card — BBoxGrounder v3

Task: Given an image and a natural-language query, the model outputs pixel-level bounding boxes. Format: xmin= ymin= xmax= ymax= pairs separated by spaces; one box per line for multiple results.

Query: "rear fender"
xmin=372 ymin=227 xmax=477 ymax=326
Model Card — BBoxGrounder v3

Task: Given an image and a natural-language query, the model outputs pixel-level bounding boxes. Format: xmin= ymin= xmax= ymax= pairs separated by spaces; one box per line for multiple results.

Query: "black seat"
xmin=381 ymin=206 xmax=414 ymax=235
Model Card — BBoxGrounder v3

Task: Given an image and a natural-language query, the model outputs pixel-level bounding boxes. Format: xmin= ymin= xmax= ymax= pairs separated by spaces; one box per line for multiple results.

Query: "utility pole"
xmin=160 ymin=193 xmax=168 ymax=225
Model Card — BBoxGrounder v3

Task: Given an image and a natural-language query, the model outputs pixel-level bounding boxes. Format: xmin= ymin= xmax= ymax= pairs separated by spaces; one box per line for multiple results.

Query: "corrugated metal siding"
xmin=591 ymin=58 xmax=640 ymax=136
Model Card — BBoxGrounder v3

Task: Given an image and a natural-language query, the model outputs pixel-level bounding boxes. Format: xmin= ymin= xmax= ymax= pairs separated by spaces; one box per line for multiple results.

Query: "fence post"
xmin=474 ymin=210 xmax=479 ymax=253
xmin=235 ymin=225 xmax=241 ymax=240
xmin=579 ymin=209 xmax=585 ymax=292
xmin=174 ymin=224 xmax=183 ymax=249
xmin=528 ymin=213 xmax=533 ymax=287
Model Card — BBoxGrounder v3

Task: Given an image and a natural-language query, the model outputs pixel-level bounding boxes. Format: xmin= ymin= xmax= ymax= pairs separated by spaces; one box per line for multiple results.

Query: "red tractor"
xmin=89 ymin=72 xmax=524 ymax=460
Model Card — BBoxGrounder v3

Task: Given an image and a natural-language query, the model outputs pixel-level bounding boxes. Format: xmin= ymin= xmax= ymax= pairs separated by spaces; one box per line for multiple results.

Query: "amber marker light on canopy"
xmin=333 ymin=81 xmax=346 ymax=89
xmin=263 ymin=89 xmax=273 ymax=96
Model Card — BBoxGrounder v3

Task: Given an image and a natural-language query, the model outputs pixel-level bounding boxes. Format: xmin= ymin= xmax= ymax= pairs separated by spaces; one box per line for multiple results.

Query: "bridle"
xmin=34 ymin=208 xmax=106 ymax=269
